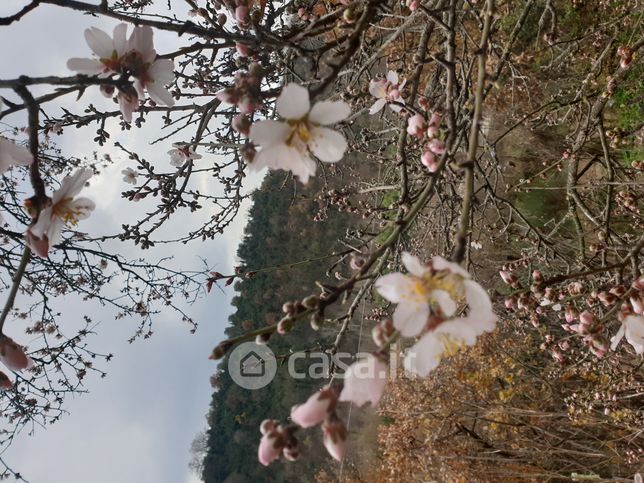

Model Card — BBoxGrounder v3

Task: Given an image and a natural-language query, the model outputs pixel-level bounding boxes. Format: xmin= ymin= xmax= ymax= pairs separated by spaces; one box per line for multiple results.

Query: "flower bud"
xmin=406 ymin=114 xmax=426 ymax=138
xmin=277 ymin=317 xmax=293 ymax=334
xmin=322 ymin=413 xmax=347 ymax=462
xmin=302 ymin=295 xmax=319 ymax=310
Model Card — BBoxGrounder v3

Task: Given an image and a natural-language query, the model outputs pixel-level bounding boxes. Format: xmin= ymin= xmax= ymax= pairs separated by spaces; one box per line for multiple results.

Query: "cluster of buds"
xmin=407 ymin=112 xmax=445 ymax=172
xmin=216 ymin=62 xmax=265 ymax=116
xmin=279 ymin=296 xmax=321 ymax=333
xmin=616 ymin=190 xmax=640 ymax=214
xmin=258 ymin=420 xmax=300 ymax=465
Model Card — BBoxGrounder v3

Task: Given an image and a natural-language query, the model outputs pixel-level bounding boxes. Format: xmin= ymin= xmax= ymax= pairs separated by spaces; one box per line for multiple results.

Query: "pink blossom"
xmin=290 ymin=387 xmax=337 ymax=428
xmin=421 ymin=150 xmax=438 ymax=172
xmin=339 ymin=354 xmax=387 ymax=407
xmin=427 ymin=138 xmax=446 ymax=155
xmin=0 ymin=336 xmax=33 ymax=372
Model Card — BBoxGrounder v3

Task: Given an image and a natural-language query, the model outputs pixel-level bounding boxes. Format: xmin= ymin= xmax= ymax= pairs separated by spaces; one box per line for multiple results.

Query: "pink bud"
xmin=290 ymin=388 xmax=337 ymax=428
xmin=0 ymin=371 xmax=12 ymax=391
xmin=567 ymin=281 xmax=584 ymax=295
xmin=421 ymin=150 xmax=438 ymax=172
xmin=579 ymin=310 xmax=595 ymax=327
xmin=236 ymin=42 xmax=251 ymax=57
xmin=238 ymin=96 xmax=258 ymax=114
xmin=499 ymin=270 xmax=517 ymax=286
xmin=426 ymin=124 xmax=439 ymax=138
xmin=0 ymin=336 xmax=33 ymax=371
xmin=232 ymin=115 xmax=251 ymax=136
xmin=406 ymin=114 xmax=426 ymax=138
xmin=258 ymin=430 xmax=284 ymax=466
xmin=597 ymin=291 xmax=616 ymax=306
xmin=427 ymin=138 xmax=446 ymax=155
xmin=632 ymin=275 xmax=644 ymax=291
xmin=260 ymin=419 xmax=277 ymax=435
xmin=504 ymin=297 xmax=515 ymax=310
xmin=565 ymin=306 xmax=578 ymax=323
xmin=532 ymin=270 xmax=543 ymax=283
xmin=235 ymin=5 xmax=250 ymax=27
xmin=322 ymin=414 xmax=347 ymax=461
xmin=216 ymin=88 xmax=237 ymax=104
xmin=428 ymin=112 xmax=442 ymax=127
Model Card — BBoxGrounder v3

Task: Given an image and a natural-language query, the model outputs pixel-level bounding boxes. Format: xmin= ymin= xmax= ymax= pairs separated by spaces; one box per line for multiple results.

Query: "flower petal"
xmin=369 ymin=98 xmax=387 ymax=115
xmin=432 ymin=289 xmax=456 ymax=317
xmin=401 ymin=252 xmax=427 ymax=277
xmin=393 ymin=300 xmax=429 ymax=337
xmin=309 ymin=100 xmax=351 ymax=125
xmin=403 ymin=333 xmax=443 ymax=377
xmin=375 ymin=273 xmax=414 ymax=303
xmin=308 ymin=127 xmax=347 ymax=163
xmin=339 ymin=354 xmax=387 ymax=407
xmin=249 ymin=120 xmax=290 ymax=147
xmin=386 ymin=70 xmax=399 ymax=85
xmin=432 ymin=255 xmax=471 ymax=279
xmin=84 ymin=27 xmax=113 ymax=58
xmin=368 ymin=79 xmax=387 ymax=98
xmin=66 ymin=58 xmax=104 ymax=75
xmin=276 ymin=83 xmax=310 ymax=120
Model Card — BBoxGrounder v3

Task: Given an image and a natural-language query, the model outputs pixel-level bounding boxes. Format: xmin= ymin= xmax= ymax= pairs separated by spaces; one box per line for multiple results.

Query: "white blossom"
xmin=67 ymin=24 xmax=129 ymax=76
xmin=122 ymin=167 xmax=138 ymax=185
xmin=610 ymin=314 xmax=644 ymax=354
xmin=168 ymin=143 xmax=202 ymax=167
xmin=26 ymin=169 xmax=96 ymax=258
xmin=248 ymin=83 xmax=350 ymax=184
xmin=375 ymin=252 xmax=496 ymax=377
xmin=368 ymin=70 xmax=406 ymax=115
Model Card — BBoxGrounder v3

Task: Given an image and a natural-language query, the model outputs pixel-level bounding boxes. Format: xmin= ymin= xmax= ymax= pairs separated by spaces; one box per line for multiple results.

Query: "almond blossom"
xmin=26 ymin=169 xmax=95 ymax=258
xmin=122 ymin=167 xmax=138 ymax=184
xmin=375 ymin=252 xmax=496 ymax=377
xmin=248 ymin=83 xmax=350 ymax=184
xmin=68 ymin=24 xmax=175 ymax=121
xmin=0 ymin=335 xmax=33 ymax=372
xmin=0 ymin=137 xmax=33 ymax=175
xmin=610 ymin=314 xmax=644 ymax=354
xmin=168 ymin=143 xmax=202 ymax=167
xmin=368 ymin=70 xmax=406 ymax=115
xmin=339 ymin=354 xmax=387 ymax=407
xmin=67 ymin=24 xmax=129 ymax=76
xmin=125 ymin=26 xmax=175 ymax=107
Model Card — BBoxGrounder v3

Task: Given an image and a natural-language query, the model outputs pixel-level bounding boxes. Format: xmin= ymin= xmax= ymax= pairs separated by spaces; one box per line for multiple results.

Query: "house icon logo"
xmin=228 ymin=342 xmax=276 ymax=390
xmin=240 ymin=351 xmax=265 ymax=378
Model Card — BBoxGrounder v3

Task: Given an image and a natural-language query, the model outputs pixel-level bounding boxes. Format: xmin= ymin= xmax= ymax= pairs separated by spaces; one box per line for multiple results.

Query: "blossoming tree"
xmin=0 ymin=0 xmax=643 ymax=480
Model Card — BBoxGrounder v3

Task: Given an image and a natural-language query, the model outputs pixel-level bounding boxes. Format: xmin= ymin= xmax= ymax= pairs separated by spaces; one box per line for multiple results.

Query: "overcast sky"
xmin=0 ymin=2 xmax=258 ymax=482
